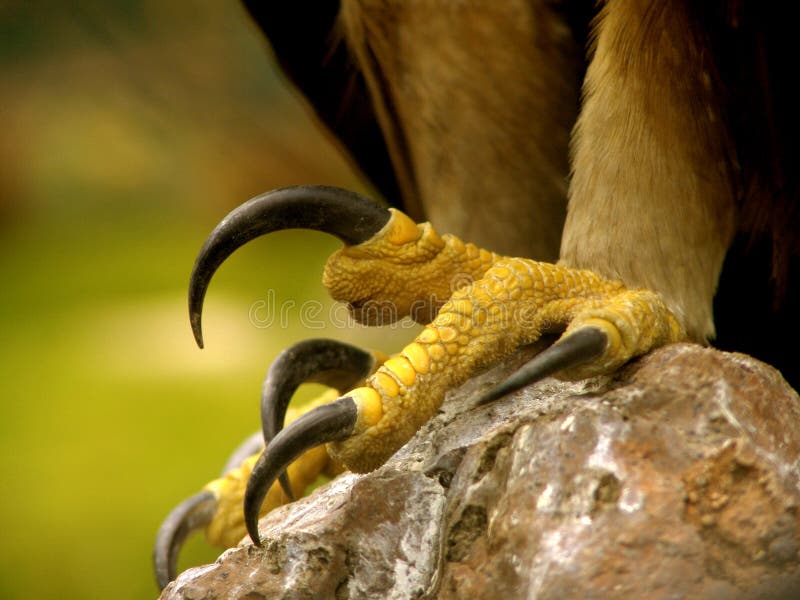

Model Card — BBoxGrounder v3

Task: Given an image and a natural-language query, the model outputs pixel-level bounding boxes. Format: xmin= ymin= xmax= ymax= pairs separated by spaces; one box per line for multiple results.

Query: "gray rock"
xmin=161 ymin=344 xmax=800 ymax=599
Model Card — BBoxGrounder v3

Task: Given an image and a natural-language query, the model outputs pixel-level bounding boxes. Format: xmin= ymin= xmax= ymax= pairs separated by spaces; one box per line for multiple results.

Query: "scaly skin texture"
xmin=323 ymin=210 xmax=686 ymax=472
xmin=323 ymin=208 xmax=501 ymax=325
xmin=204 ymin=209 xmax=685 ymax=544
xmin=202 ymin=390 xmax=344 ymax=547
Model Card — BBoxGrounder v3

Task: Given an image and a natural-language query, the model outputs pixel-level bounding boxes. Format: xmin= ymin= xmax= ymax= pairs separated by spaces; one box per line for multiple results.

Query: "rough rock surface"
xmin=161 ymin=344 xmax=800 ymax=599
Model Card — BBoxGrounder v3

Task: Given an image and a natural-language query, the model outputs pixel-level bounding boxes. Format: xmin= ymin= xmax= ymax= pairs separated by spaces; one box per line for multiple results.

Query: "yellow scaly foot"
xmin=154 ymin=336 xmax=380 ymax=589
xmin=180 ymin=185 xmax=686 ymax=548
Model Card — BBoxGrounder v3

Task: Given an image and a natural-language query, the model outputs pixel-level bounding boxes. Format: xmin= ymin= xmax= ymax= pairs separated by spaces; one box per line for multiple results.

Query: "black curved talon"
xmin=188 ymin=185 xmax=391 ymax=348
xmin=154 ymin=430 xmax=267 ymax=590
xmin=153 ymin=490 xmax=217 ymax=590
xmin=244 ymin=397 xmax=358 ymax=547
xmin=475 ymin=327 xmax=608 ymax=406
xmin=261 ymin=338 xmax=376 ymax=499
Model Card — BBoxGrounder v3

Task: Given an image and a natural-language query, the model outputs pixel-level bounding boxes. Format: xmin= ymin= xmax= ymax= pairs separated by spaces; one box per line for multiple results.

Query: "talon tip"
xmin=244 ymin=396 xmax=358 ymax=547
xmin=476 ymin=327 xmax=608 ymax=405
xmin=189 ymin=289 xmax=206 ymax=348
xmin=153 ymin=490 xmax=217 ymax=590
xmin=188 ymin=281 xmax=206 ymax=348
xmin=186 ymin=186 xmax=389 ymax=352
xmin=192 ymin=323 xmax=205 ymax=349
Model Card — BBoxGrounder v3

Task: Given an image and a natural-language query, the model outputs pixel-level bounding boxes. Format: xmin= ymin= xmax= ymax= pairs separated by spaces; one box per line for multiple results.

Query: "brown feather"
xmin=247 ymin=0 xmax=799 ymax=387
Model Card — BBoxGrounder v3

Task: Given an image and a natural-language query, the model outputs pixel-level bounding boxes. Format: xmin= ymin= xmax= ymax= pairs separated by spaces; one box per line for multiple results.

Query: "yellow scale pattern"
xmin=324 ymin=213 xmax=685 ymax=472
xmin=202 ymin=208 xmax=686 ymax=546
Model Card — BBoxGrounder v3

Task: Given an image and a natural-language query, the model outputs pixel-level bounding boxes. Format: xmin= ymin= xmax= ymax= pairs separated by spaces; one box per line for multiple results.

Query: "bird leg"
xmin=183 ymin=185 xmax=686 ymax=548
xmin=316 ymin=260 xmax=684 ymax=473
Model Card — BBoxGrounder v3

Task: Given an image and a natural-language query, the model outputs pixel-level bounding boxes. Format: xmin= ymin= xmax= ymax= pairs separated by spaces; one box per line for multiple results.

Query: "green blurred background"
xmin=0 ymin=2 xmax=413 ymax=597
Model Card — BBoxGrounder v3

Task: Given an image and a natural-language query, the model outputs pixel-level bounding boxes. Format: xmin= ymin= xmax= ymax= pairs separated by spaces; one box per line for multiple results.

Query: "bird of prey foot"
xmin=171 ymin=184 xmax=685 ymax=558
xmin=153 ymin=336 xmax=379 ymax=589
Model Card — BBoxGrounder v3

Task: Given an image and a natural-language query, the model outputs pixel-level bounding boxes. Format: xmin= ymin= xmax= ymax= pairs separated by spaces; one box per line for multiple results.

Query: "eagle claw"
xmin=179 ymin=184 xmax=685 ymax=553
xmin=153 ymin=337 xmax=376 ymax=588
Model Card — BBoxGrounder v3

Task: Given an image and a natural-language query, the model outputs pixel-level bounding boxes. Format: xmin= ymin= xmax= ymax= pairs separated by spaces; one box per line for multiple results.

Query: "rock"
xmin=160 ymin=344 xmax=800 ymax=599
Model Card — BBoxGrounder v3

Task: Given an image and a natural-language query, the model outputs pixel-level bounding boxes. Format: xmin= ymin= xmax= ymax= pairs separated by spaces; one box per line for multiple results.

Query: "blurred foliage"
xmin=0 ymin=2 xmax=413 ymax=598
